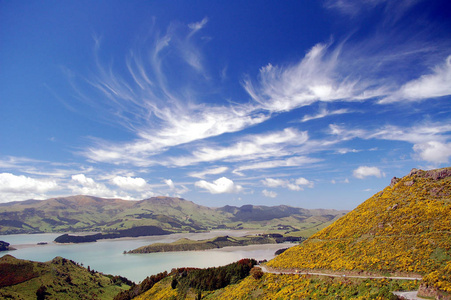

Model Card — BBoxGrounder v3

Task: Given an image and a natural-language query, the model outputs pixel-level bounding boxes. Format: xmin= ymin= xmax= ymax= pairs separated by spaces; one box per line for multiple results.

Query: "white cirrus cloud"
xmin=188 ymin=17 xmax=208 ymax=33
xmin=301 ymin=107 xmax=351 ymax=122
xmin=0 ymin=173 xmax=58 ymax=194
xmin=188 ymin=167 xmax=228 ymax=179
xmin=243 ymin=43 xmax=377 ymax=113
xmin=261 ymin=176 xmax=314 ymax=191
xmin=195 ymin=177 xmax=242 ymax=194
xmin=379 ymin=55 xmax=451 ymax=103
xmin=111 ymin=176 xmax=147 ymax=190
xmin=336 ymin=148 xmax=360 ymax=154
xmin=261 ymin=178 xmax=287 ymax=188
xmin=262 ymin=189 xmax=277 ymax=198
xmin=168 ymin=128 xmax=308 ymax=167
xmin=353 ymin=166 xmax=384 ymax=179
xmin=329 ymin=123 xmax=451 ymax=163
xmin=413 ymin=141 xmax=451 ymax=164
xmin=324 ymin=0 xmax=419 ymax=21
xmin=77 ymin=20 xmax=270 ymax=167
xmin=234 ymin=156 xmax=321 ymax=175
xmin=369 ymin=123 xmax=451 ymax=144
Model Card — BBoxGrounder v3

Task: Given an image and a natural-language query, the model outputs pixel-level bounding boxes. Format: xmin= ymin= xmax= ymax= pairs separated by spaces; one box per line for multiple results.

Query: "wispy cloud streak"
xmin=78 ymin=20 xmax=269 ymax=166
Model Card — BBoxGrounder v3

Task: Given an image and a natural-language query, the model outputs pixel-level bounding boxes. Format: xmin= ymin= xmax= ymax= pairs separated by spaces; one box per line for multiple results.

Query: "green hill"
xmin=127 ymin=234 xmax=304 ymax=253
xmin=0 ymin=195 xmax=346 ymax=236
xmin=0 ymin=255 xmax=131 ymax=299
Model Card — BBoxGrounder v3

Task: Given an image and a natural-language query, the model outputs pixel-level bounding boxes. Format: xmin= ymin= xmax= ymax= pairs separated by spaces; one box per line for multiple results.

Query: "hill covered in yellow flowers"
xmin=268 ymin=167 xmax=451 ymax=275
xmin=266 ymin=167 xmax=451 ymax=298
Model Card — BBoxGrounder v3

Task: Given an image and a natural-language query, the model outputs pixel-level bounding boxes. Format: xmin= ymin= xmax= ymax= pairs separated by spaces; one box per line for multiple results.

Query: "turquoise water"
xmin=0 ymin=231 xmax=291 ymax=282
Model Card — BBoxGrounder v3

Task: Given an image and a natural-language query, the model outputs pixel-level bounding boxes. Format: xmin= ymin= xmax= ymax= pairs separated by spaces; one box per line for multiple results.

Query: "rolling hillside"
xmin=0 ymin=195 xmax=346 ymax=235
xmin=0 ymin=255 xmax=131 ymax=299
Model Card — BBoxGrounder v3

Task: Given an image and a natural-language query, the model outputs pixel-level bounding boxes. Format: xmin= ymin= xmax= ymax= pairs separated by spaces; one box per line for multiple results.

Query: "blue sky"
xmin=1 ymin=0 xmax=450 ymax=209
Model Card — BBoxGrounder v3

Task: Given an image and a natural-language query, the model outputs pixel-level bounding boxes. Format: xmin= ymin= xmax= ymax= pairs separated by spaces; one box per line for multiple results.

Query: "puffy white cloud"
xmin=111 ymin=176 xmax=147 ymax=190
xmin=413 ymin=141 xmax=451 ymax=164
xmin=164 ymin=179 xmax=175 ymax=190
xmin=70 ymin=174 xmax=113 ymax=197
xmin=295 ymin=177 xmax=314 ymax=188
xmin=353 ymin=166 xmax=384 ymax=179
xmin=262 ymin=189 xmax=277 ymax=198
xmin=72 ymin=174 xmax=94 ymax=185
xmin=0 ymin=173 xmax=57 ymax=193
xmin=163 ymin=179 xmax=189 ymax=195
xmin=287 ymin=183 xmax=303 ymax=191
xmin=195 ymin=177 xmax=242 ymax=194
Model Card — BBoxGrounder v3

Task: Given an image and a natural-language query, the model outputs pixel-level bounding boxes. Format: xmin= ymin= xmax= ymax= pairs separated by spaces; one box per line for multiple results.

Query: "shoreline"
xmin=3 ymin=229 xmax=267 ymax=250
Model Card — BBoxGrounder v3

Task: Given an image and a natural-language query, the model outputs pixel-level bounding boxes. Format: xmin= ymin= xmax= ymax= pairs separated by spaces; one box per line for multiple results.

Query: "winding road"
xmin=257 ymin=265 xmax=422 ymax=281
xmin=257 ymin=265 xmax=424 ymax=300
xmin=392 ymin=291 xmax=424 ymax=300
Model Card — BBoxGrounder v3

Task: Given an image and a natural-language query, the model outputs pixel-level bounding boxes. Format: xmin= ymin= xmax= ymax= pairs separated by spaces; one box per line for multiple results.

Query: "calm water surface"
xmin=0 ymin=231 xmax=292 ymax=282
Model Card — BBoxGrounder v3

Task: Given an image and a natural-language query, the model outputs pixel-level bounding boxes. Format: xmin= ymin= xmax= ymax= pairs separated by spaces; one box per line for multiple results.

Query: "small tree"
xmin=171 ymin=278 xmax=178 ymax=289
xmin=250 ymin=267 xmax=264 ymax=280
xmin=36 ymin=285 xmax=50 ymax=300
xmin=195 ymin=290 xmax=202 ymax=300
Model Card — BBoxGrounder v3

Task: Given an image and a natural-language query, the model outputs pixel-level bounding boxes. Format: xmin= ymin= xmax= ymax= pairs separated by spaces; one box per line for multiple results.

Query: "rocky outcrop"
xmin=418 ymin=284 xmax=451 ymax=300
xmin=0 ymin=241 xmax=15 ymax=252
xmin=408 ymin=167 xmax=451 ymax=180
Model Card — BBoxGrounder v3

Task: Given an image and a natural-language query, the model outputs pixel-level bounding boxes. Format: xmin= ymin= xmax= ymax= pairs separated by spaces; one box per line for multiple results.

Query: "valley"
xmin=0 ymin=167 xmax=450 ymax=299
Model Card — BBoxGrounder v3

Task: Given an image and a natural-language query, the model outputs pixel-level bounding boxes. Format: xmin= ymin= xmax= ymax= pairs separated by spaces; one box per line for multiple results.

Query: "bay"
xmin=0 ymin=231 xmax=293 ymax=282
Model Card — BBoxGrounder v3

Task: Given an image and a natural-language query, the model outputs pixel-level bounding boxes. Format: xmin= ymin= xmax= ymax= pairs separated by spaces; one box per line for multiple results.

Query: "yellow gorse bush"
xmin=268 ymin=168 xmax=451 ymax=275
xmin=423 ymin=260 xmax=451 ymax=294
xmin=207 ymin=273 xmax=419 ymax=299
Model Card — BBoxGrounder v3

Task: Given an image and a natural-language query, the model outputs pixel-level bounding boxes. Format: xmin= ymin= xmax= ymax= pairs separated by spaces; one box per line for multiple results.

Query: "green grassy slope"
xmin=0 ymin=195 xmax=347 ymax=236
xmin=0 ymin=255 xmax=131 ymax=299
xmin=128 ymin=234 xmax=305 ymax=253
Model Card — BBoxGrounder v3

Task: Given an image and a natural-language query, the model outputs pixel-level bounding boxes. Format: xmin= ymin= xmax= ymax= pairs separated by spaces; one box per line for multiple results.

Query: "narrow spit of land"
xmin=127 ymin=234 xmax=305 ymax=254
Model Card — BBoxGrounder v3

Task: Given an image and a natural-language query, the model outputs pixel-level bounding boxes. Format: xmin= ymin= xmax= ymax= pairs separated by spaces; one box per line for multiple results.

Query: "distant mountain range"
xmin=0 ymin=195 xmax=347 ymax=236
